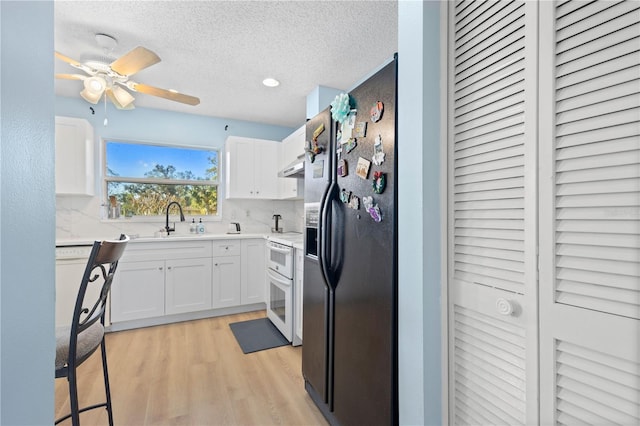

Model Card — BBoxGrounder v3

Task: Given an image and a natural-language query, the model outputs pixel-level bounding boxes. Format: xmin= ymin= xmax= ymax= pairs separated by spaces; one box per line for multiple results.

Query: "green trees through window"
xmin=105 ymin=141 xmax=219 ymax=217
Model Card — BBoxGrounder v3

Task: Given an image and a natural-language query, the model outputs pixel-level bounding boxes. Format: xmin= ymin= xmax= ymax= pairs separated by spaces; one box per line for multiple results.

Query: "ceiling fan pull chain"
xmin=103 ymin=92 xmax=108 ymax=127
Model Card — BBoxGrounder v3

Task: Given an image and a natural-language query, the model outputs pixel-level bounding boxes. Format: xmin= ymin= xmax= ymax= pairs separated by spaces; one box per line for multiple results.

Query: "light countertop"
xmin=56 ymin=232 xmax=303 ymax=248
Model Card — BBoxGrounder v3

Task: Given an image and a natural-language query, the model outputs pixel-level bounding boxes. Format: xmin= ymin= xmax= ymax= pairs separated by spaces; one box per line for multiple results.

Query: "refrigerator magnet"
xmin=363 ymin=196 xmax=383 ymax=222
xmin=344 ymin=138 xmax=357 ymax=154
xmin=305 ymin=137 xmax=324 ymax=163
xmin=338 ymin=159 xmax=348 ymax=177
xmin=313 ymin=160 xmax=324 ymax=178
xmin=370 ymin=101 xmax=384 ymax=122
xmin=355 ymin=121 xmax=367 ymax=137
xmin=347 ymin=110 xmax=357 ymax=128
xmin=372 ymin=134 xmax=385 ymax=165
xmin=372 ymin=171 xmax=386 ymax=194
xmin=339 ymin=188 xmax=351 ymax=203
xmin=348 ymin=195 xmax=360 ymax=210
xmin=313 ymin=123 xmax=325 ymax=139
xmin=330 ymin=93 xmax=351 ymax=123
xmin=341 ymin=121 xmax=353 ymax=140
xmin=356 ymin=157 xmax=371 ymax=179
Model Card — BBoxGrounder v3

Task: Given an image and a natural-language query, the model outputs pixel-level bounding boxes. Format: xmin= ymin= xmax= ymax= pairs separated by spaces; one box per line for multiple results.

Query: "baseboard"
xmin=107 ymin=303 xmax=266 ymax=332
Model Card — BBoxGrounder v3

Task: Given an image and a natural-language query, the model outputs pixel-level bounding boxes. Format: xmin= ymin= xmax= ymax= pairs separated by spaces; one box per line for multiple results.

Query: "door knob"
xmin=496 ymin=298 xmax=519 ymax=316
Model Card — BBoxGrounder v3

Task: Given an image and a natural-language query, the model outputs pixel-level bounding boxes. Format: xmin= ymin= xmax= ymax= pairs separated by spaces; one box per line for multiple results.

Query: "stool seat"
xmin=55 ymin=322 xmax=104 ymax=371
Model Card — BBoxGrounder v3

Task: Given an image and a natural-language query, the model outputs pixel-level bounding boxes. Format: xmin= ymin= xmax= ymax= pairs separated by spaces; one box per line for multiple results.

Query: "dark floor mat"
xmin=229 ymin=317 xmax=289 ymax=354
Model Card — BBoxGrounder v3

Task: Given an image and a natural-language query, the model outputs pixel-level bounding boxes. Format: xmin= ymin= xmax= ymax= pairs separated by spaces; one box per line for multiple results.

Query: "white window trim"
xmin=101 ymin=138 xmax=222 ymax=222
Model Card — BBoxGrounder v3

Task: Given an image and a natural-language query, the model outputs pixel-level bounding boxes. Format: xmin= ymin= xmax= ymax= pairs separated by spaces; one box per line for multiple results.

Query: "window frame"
xmin=102 ymin=138 xmax=222 ymax=222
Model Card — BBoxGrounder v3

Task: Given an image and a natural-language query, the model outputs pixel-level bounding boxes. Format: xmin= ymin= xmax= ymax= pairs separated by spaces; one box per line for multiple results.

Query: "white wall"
xmin=398 ymin=1 xmax=442 ymax=425
xmin=0 ymin=1 xmax=56 ymax=424
xmin=55 ymin=96 xmax=303 ymax=240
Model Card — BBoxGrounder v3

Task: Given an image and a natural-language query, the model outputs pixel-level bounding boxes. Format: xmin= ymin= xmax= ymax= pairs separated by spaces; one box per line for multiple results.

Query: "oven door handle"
xmin=267 ymin=268 xmax=292 ymax=286
xmin=267 ymin=245 xmax=292 ymax=255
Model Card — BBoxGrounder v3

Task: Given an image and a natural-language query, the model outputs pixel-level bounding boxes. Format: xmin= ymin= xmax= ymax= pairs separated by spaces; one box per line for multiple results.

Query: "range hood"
xmin=278 ymin=155 xmax=305 ymax=178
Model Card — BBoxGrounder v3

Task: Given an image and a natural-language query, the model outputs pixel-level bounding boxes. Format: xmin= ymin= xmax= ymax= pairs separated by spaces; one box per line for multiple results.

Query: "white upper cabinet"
xmin=279 ymin=125 xmax=305 ymax=200
xmin=225 ymin=136 xmax=280 ymax=199
xmin=281 ymin=125 xmax=305 ymax=169
xmin=55 ymin=116 xmax=94 ymax=195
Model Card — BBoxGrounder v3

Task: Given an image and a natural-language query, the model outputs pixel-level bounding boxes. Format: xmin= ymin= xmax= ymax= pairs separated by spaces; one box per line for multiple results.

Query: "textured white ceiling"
xmin=54 ymin=1 xmax=398 ymax=128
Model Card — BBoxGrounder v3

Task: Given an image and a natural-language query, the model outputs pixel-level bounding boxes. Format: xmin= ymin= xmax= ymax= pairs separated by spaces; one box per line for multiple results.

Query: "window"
xmin=104 ymin=140 xmax=219 ymax=218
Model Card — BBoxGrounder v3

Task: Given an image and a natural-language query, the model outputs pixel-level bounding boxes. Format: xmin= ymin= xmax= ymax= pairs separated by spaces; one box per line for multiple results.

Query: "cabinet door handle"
xmin=159 ymin=267 xmax=163 ymax=271
xmin=167 ymin=266 xmax=172 ymax=270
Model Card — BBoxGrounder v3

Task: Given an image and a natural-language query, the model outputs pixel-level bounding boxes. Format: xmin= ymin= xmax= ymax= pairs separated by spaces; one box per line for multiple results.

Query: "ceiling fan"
xmin=55 ymin=40 xmax=200 ymax=109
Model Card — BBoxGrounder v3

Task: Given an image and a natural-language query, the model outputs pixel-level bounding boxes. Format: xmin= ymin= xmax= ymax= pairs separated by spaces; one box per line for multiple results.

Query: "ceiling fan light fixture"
xmin=111 ymin=85 xmax=135 ymax=108
xmin=83 ymin=76 xmax=107 ymax=94
xmin=262 ymin=77 xmax=280 ymax=88
xmin=80 ymin=88 xmax=102 ymax=104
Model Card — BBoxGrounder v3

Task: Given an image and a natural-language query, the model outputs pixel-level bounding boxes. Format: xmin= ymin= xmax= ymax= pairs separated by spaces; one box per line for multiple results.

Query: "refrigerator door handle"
xmin=319 ymin=181 xmax=337 ymax=289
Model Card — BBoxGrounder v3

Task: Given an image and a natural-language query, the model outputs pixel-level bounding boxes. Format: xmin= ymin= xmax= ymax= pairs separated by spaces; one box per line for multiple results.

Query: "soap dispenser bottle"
xmin=190 ymin=218 xmax=196 ymax=233
xmin=197 ymin=218 xmax=205 ymax=234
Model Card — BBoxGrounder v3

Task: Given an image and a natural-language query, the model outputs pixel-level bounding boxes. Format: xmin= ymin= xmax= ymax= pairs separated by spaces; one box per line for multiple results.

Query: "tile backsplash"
xmin=56 ymin=196 xmax=303 ymax=241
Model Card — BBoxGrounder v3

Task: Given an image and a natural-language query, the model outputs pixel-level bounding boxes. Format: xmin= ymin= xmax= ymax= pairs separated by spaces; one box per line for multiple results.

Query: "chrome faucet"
xmin=165 ymin=201 xmax=186 ymax=235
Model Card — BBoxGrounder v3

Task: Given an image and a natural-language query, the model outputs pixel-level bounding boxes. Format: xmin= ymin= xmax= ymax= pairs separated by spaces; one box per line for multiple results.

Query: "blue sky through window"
xmin=106 ymin=141 xmax=218 ymax=180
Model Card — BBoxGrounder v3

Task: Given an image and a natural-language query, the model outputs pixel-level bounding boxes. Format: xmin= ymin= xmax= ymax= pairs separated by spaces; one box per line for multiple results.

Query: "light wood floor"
xmin=55 ymin=310 xmax=327 ymax=425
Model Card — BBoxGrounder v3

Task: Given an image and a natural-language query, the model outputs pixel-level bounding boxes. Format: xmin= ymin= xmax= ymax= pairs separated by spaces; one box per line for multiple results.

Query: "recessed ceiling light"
xmin=262 ymin=78 xmax=280 ymax=88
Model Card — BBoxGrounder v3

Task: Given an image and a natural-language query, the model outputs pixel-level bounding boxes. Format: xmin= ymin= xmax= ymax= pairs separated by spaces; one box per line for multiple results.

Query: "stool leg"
xmin=68 ymin=369 xmax=81 ymax=426
xmin=100 ymin=339 xmax=114 ymax=426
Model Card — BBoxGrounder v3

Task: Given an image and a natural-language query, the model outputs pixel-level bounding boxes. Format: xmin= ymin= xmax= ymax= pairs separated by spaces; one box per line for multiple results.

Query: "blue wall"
xmin=56 ymin=96 xmax=294 ymax=149
xmin=398 ymin=1 xmax=442 ymax=425
xmin=1 ymin=1 xmax=56 ymax=424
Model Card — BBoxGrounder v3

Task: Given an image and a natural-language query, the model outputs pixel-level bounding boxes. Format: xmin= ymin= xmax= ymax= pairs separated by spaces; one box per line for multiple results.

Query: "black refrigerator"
xmin=302 ymin=56 xmax=398 ymax=426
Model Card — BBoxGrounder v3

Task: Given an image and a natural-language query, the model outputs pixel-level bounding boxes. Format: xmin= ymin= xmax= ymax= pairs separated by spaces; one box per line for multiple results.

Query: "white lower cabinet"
xmin=212 ymin=255 xmax=241 ymax=308
xmin=111 ymin=257 xmax=213 ymax=321
xmin=110 ymin=238 xmax=269 ymax=329
xmin=111 ymin=260 xmax=165 ymax=322
xmin=111 ymin=240 xmax=213 ymax=324
xmin=212 ymin=240 xmax=241 ymax=308
xmin=241 ymin=239 xmax=265 ymax=305
xmin=165 ymin=258 xmax=213 ymax=315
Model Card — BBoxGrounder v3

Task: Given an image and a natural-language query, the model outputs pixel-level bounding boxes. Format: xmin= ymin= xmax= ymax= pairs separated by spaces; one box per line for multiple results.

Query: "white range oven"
xmin=265 ymin=238 xmax=296 ymax=342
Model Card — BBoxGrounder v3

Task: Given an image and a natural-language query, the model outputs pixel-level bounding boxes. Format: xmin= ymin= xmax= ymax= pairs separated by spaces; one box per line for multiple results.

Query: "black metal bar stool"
xmin=55 ymin=235 xmax=129 ymax=425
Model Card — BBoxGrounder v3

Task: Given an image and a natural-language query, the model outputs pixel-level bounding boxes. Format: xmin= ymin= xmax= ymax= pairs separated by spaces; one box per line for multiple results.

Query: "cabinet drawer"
xmin=213 ymin=240 xmax=241 ymax=257
xmin=122 ymin=240 xmax=212 ymax=262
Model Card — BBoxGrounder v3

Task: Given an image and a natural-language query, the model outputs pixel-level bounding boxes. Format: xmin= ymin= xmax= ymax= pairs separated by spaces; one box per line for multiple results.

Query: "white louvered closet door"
xmin=538 ymin=1 xmax=640 ymax=424
xmin=447 ymin=1 xmax=539 ymax=424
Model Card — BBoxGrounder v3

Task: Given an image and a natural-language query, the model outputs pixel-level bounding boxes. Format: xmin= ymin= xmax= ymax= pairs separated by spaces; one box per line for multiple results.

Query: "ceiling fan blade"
xmin=55 ymin=51 xmax=93 ymax=74
xmin=130 ymin=82 xmax=200 ymax=106
xmin=110 ymin=46 xmax=161 ymax=77
xmin=55 ymin=51 xmax=82 ymax=67
xmin=55 ymin=73 xmax=86 ymax=80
